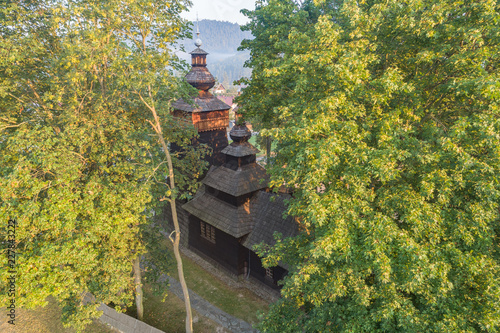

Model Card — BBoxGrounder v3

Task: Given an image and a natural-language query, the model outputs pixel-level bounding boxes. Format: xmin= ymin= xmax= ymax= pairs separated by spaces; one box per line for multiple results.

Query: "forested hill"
xmin=181 ymin=19 xmax=253 ymax=53
xmin=179 ymin=20 xmax=253 ymax=88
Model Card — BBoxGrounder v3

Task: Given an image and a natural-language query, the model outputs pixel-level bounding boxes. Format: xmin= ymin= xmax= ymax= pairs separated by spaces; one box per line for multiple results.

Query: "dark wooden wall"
xmin=205 ymin=185 xmax=253 ymax=206
xmin=197 ymin=129 xmax=228 ymax=166
xmin=247 ymin=250 xmax=287 ymax=290
xmin=184 ymin=212 xmax=289 ymax=290
xmin=187 ymin=214 xmax=245 ymax=276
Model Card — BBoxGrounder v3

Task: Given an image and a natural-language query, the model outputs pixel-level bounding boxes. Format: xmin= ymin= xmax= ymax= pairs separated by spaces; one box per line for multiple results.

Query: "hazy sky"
xmin=182 ymin=0 xmax=256 ymax=25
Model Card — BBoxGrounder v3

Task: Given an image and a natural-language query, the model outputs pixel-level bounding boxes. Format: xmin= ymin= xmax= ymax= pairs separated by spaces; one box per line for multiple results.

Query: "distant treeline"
xmin=182 ymin=19 xmax=253 ymax=53
xmin=208 ymin=52 xmax=252 ymax=88
xmin=181 ymin=20 xmax=253 ymax=87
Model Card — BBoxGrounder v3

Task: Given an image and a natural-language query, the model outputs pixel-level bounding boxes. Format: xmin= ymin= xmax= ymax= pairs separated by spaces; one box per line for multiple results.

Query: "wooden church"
xmin=170 ymin=27 xmax=297 ymax=289
xmin=172 ymin=31 xmax=230 ymax=166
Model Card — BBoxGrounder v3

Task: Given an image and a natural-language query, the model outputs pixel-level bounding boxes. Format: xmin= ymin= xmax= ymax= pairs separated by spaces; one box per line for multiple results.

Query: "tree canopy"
xmin=0 ymin=0 xmax=202 ymax=330
xmin=239 ymin=0 xmax=500 ymax=331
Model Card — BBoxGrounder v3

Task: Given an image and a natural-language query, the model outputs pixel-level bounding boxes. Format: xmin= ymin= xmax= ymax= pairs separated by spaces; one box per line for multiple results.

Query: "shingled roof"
xmin=242 ymin=191 xmax=298 ymax=250
xmin=221 ymin=141 xmax=259 ymax=157
xmin=182 ymin=120 xmax=298 ymax=265
xmin=190 ymin=47 xmax=208 ymax=55
xmin=182 ymin=185 xmax=255 ymax=238
xmin=172 ymin=95 xmax=230 ymax=113
xmin=183 ymin=185 xmax=298 ymax=245
xmin=202 ymin=164 xmax=269 ymax=197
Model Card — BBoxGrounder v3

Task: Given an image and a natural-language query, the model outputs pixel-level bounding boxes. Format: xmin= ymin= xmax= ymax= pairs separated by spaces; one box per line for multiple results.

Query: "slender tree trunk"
xmin=145 ymin=93 xmax=193 ymax=333
xmin=168 ymin=193 xmax=193 ymax=333
xmin=133 ymin=255 xmax=144 ymax=321
xmin=266 ymin=136 xmax=271 ymax=165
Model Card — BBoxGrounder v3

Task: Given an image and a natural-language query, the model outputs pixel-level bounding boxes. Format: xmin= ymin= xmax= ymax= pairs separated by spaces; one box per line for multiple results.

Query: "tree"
xmin=237 ymin=0 xmax=305 ymax=164
xmin=240 ymin=0 xmax=500 ymax=331
xmin=0 ymin=0 xmax=200 ymax=331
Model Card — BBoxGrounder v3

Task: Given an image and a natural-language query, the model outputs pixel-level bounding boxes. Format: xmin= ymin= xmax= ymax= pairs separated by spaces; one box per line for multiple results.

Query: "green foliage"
xmin=0 ymin=0 xmax=204 ymax=330
xmin=141 ymin=221 xmax=173 ymax=299
xmin=240 ymin=0 xmax=500 ymax=331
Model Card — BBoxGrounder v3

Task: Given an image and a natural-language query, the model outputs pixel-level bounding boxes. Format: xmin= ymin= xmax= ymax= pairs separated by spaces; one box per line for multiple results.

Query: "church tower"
xmin=172 ymin=21 xmax=230 ymax=166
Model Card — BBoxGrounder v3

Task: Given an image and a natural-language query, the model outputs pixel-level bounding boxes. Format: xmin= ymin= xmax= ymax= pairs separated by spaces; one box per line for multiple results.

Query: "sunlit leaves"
xmin=241 ymin=0 xmax=500 ymax=331
xmin=0 ymin=0 xmax=199 ymax=330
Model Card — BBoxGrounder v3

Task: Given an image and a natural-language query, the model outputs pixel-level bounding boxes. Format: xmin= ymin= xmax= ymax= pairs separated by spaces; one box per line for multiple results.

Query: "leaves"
xmin=0 ymin=0 xmax=202 ymax=330
xmin=241 ymin=0 xmax=500 ymax=331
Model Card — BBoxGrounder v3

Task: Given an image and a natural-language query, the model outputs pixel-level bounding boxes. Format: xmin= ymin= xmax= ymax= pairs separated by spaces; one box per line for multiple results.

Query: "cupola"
xmin=185 ymin=26 xmax=215 ymax=92
xmin=171 ymin=18 xmax=231 ymax=166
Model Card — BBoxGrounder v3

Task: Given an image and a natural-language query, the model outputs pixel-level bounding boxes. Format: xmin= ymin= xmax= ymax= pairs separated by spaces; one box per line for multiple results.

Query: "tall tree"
xmin=0 ymin=0 xmax=200 ymax=331
xmin=240 ymin=0 xmax=500 ymax=331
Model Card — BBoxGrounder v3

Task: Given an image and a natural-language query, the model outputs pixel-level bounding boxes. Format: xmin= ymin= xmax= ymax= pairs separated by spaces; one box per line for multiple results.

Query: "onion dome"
xmin=172 ymin=20 xmax=230 ymax=114
xmin=185 ymin=66 xmax=215 ymax=91
xmin=230 ymin=123 xmax=252 ymax=142
xmin=222 ymin=123 xmax=259 ymax=159
xmin=185 ymin=20 xmax=215 ymax=91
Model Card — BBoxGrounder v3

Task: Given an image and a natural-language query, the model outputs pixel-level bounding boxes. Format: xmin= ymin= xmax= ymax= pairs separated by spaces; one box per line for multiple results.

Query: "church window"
xmin=200 ymin=221 xmax=216 ymax=243
xmin=265 ymin=267 xmax=274 ymax=280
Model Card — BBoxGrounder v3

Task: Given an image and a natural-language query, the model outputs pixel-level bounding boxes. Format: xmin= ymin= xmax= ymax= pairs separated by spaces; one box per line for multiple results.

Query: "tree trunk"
xmin=169 ymin=197 xmax=193 ymax=333
xmin=266 ymin=136 xmax=271 ymax=165
xmin=146 ymin=94 xmax=193 ymax=333
xmin=133 ymin=255 xmax=144 ymax=321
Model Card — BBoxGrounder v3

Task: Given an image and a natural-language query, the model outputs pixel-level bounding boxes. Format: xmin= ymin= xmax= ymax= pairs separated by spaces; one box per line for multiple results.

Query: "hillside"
xmin=182 ymin=19 xmax=253 ymax=53
xmin=179 ymin=20 xmax=253 ymax=87
xmin=208 ymin=51 xmax=252 ymax=88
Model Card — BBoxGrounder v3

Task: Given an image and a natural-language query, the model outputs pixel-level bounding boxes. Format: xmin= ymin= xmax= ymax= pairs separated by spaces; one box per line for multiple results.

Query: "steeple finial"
xmin=195 ymin=13 xmax=202 ymax=48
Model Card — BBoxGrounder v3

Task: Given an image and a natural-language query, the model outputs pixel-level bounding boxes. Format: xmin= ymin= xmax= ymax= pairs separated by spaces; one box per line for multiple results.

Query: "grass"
xmin=0 ymin=247 xmax=270 ymax=333
xmin=164 ymin=241 xmax=270 ymax=325
xmin=125 ymin=285 xmax=229 ymax=333
xmin=122 ymin=239 xmax=269 ymax=331
xmin=0 ymin=283 xmax=229 ymax=333
xmin=248 ymin=135 xmax=260 ymax=149
xmin=0 ymin=297 xmax=115 ymax=333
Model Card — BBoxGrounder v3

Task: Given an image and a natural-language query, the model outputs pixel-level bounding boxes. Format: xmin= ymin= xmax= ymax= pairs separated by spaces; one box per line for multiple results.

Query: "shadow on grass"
xmin=125 ymin=284 xmax=230 ymax=333
xmin=0 ymin=297 xmax=115 ymax=333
